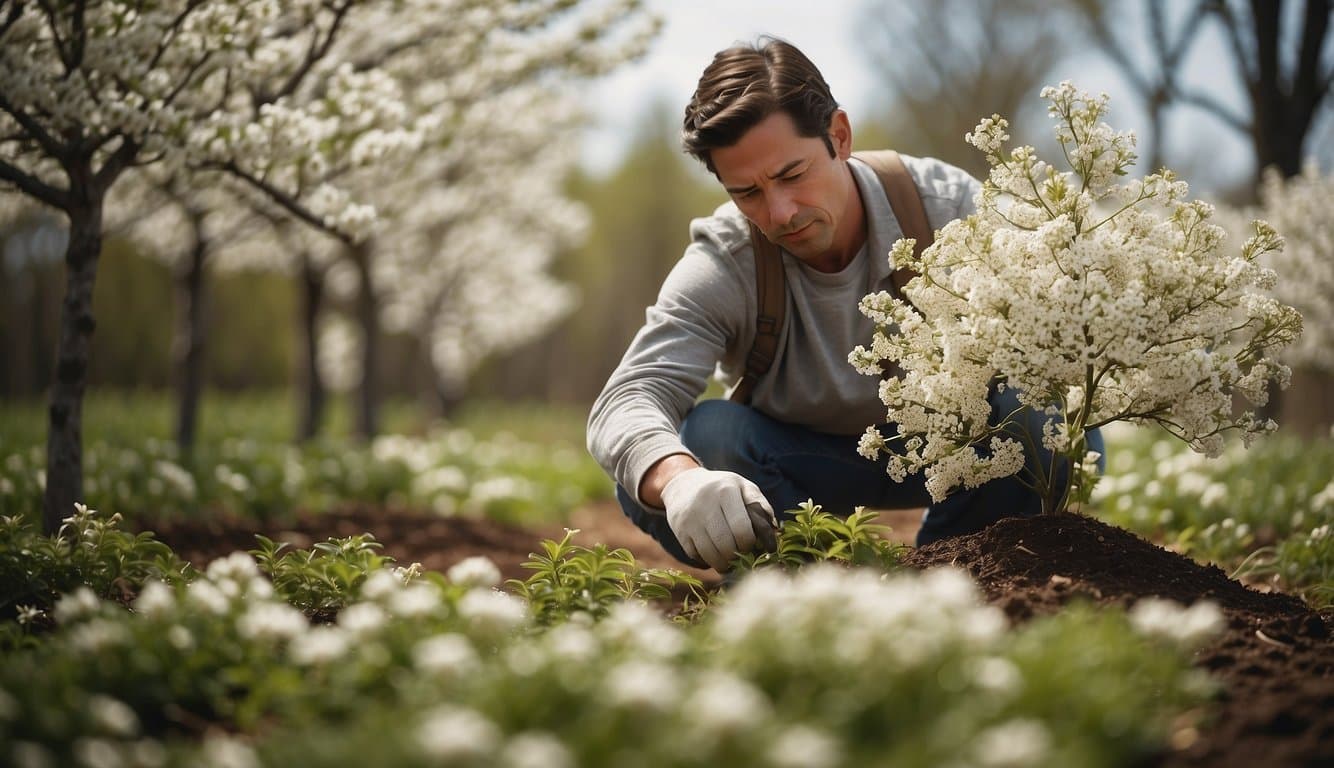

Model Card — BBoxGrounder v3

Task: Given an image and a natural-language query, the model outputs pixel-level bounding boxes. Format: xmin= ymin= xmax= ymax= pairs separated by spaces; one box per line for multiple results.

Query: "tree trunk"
xmin=436 ymin=379 xmax=465 ymax=420
xmin=350 ymin=240 xmax=379 ymax=441
xmin=173 ymin=220 xmax=208 ymax=460
xmin=43 ymin=199 xmax=103 ymax=534
xmin=1244 ymin=0 xmax=1328 ymax=180
xmin=296 ymin=252 xmax=327 ymax=443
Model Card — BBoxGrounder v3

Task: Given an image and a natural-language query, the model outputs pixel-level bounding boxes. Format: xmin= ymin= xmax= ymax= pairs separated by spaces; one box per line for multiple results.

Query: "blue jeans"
xmin=615 ymin=390 xmax=1106 ymax=567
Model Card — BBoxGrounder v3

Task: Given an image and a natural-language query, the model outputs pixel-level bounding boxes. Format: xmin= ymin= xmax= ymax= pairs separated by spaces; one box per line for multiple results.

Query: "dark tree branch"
xmin=69 ymin=0 xmax=86 ymax=70
xmin=1211 ymin=0 xmax=1258 ymax=87
xmin=1173 ymin=86 xmax=1254 ymax=133
xmin=1163 ymin=1 xmax=1212 ymax=70
xmin=219 ymin=160 xmax=355 ymax=246
xmin=0 ymin=92 xmax=67 ymax=159
xmin=91 ymin=135 xmax=139 ymax=195
xmin=1250 ymin=0 xmax=1281 ymax=93
xmin=268 ymin=0 xmax=355 ymax=104
xmin=33 ymin=0 xmax=72 ymax=74
xmin=0 ymin=156 xmax=70 ymax=209
xmin=1294 ymin=0 xmax=1332 ymax=128
xmin=148 ymin=0 xmax=205 ymax=72
xmin=1 ymin=0 xmax=25 ymax=37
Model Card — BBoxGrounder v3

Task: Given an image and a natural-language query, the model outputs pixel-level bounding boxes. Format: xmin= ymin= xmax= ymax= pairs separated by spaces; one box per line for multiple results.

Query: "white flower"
xmin=388 ymin=583 xmax=442 ymax=618
xmin=205 ymin=552 xmax=260 ymax=582
xmin=603 ymin=660 xmax=680 ymax=712
xmin=69 ymin=619 xmax=130 ymax=653
xmin=126 ymin=740 xmax=166 ymax=768
xmin=767 ymin=725 xmax=841 ymax=768
xmin=457 ymin=588 xmax=527 ymax=633
xmin=968 ymin=656 xmax=1022 ymax=695
xmin=152 ymin=459 xmax=196 ymax=499
xmin=72 ymin=738 xmax=121 ymax=768
xmin=599 ymin=601 xmax=686 ymax=658
xmin=132 ymin=581 xmax=176 ymax=619
xmin=88 ymin=694 xmax=139 ymax=737
xmin=684 ymin=673 xmax=770 ymax=736
xmin=167 ymin=625 xmax=194 ymax=651
xmin=187 ymin=577 xmax=238 ymax=615
xmin=12 ymin=741 xmax=54 ymax=768
xmin=289 ymin=627 xmax=350 ymax=666
xmin=15 ymin=604 xmax=42 ymax=625
xmin=413 ymin=633 xmax=479 ymax=676
xmin=1130 ymin=598 xmax=1225 ymax=649
xmin=544 ymin=622 xmax=599 ymax=663
xmin=359 ymin=569 xmax=403 ymax=602
xmin=447 ymin=556 xmax=501 ymax=588
xmin=500 ymin=731 xmax=573 ymax=768
xmin=337 ymin=602 xmax=389 ymax=636
xmin=199 ymin=735 xmax=259 ymax=768
xmin=973 ymin=718 xmax=1052 ymax=767
xmin=54 ymin=587 xmax=101 ymax=623
xmin=416 ymin=705 xmax=501 ymax=761
xmin=236 ymin=602 xmax=307 ymax=642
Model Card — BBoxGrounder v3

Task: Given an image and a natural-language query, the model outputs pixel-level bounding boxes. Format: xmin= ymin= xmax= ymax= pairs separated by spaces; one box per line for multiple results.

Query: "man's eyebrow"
xmin=722 ymin=160 xmax=807 ymax=195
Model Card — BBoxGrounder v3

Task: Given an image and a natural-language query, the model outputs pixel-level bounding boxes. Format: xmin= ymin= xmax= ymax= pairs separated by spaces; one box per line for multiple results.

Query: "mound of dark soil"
xmin=906 ymin=512 xmax=1333 ymax=768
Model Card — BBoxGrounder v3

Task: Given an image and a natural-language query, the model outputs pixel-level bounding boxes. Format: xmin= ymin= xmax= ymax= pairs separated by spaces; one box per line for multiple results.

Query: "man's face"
xmin=712 ymin=110 xmax=859 ymax=270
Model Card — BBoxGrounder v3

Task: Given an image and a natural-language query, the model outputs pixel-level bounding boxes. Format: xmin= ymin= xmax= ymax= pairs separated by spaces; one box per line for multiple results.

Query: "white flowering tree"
xmin=0 ymin=1 xmax=408 ymax=532
xmin=375 ymin=82 xmax=587 ymax=411
xmin=850 ymin=83 xmax=1303 ymax=513
xmin=2 ymin=0 xmax=657 ymax=525
xmin=1227 ymin=163 xmax=1334 ymax=375
xmin=275 ymin=0 xmax=657 ymax=436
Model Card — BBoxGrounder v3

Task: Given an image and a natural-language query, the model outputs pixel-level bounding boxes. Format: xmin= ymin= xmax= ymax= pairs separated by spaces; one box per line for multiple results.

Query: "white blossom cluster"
xmin=1128 ymin=597 xmax=1225 ymax=650
xmin=1217 ymin=162 xmax=1334 ymax=373
xmin=80 ymin=0 xmax=656 ymax=401
xmin=850 ymin=82 xmax=1303 ymax=507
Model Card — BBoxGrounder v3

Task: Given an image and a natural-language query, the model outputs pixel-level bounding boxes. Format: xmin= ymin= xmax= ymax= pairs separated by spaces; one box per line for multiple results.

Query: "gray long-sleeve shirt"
xmin=588 ymin=155 xmax=981 ymax=505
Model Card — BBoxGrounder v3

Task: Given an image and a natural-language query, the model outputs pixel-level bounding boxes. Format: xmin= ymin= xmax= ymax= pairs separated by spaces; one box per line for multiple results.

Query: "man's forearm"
xmin=637 ymin=453 xmax=702 ymax=509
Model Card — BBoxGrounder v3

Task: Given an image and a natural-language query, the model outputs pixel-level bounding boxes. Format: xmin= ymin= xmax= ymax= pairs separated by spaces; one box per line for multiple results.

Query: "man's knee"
xmin=679 ymin=398 xmax=759 ymax=471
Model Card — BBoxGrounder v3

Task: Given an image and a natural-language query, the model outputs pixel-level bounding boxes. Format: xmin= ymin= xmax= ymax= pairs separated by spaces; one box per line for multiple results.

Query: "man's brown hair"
xmin=682 ymin=37 xmax=839 ymax=174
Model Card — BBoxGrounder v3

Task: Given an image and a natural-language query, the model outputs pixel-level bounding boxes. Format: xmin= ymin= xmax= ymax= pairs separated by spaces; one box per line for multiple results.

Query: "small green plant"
xmin=1094 ymin=426 xmax=1333 ymax=605
xmin=732 ymin=502 xmax=906 ymax=573
xmin=1232 ymin=523 xmax=1333 ymax=608
xmin=0 ymin=504 xmax=190 ymax=646
xmin=251 ymin=534 xmax=395 ymax=617
xmin=507 ymin=528 xmax=709 ymax=625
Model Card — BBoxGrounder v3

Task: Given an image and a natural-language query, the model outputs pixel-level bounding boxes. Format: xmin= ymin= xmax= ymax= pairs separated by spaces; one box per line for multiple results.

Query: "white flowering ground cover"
xmin=0 ymin=505 xmax=1222 ymax=768
xmin=1094 ymin=424 xmax=1334 ymax=608
xmin=0 ymin=418 xmax=610 ymax=530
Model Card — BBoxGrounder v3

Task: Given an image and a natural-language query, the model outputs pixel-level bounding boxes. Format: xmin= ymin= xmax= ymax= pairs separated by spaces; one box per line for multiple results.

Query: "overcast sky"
xmin=578 ymin=0 xmax=1259 ymax=195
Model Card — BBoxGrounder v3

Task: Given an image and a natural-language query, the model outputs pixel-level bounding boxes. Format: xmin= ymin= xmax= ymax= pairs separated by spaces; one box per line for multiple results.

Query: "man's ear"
xmin=828 ymin=109 xmax=853 ymax=159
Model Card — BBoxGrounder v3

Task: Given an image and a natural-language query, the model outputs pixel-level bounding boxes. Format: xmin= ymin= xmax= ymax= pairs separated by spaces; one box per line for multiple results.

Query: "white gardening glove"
xmin=661 ymin=468 xmax=778 ymax=572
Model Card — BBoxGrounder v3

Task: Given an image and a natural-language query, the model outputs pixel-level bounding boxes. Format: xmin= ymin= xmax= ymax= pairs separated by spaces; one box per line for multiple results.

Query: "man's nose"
xmin=766 ymin=189 xmax=798 ymax=229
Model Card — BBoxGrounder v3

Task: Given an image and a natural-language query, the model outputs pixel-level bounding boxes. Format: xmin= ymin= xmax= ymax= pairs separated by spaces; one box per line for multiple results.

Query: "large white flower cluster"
xmin=850 ymin=82 xmax=1302 ymax=509
xmin=1219 ymin=163 xmax=1334 ymax=374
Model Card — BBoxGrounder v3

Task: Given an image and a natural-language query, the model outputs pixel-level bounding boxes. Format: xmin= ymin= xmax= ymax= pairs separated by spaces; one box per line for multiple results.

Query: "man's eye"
xmin=783 ymin=172 xmax=804 ymax=182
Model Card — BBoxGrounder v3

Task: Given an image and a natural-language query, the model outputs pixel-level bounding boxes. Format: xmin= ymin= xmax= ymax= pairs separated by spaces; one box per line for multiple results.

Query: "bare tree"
xmin=1070 ymin=0 xmax=1212 ymax=173
xmin=1074 ymin=0 xmax=1333 ymax=187
xmin=857 ymin=0 xmax=1073 ymax=177
xmin=1201 ymin=0 xmax=1333 ymax=182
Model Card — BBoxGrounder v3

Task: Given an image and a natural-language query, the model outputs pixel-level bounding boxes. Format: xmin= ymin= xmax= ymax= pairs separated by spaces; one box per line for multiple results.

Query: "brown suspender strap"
xmin=729 ymin=221 xmax=785 ymax=404
xmin=852 ymin=150 xmax=933 ymax=296
xmin=729 ymin=150 xmax=932 ymax=404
